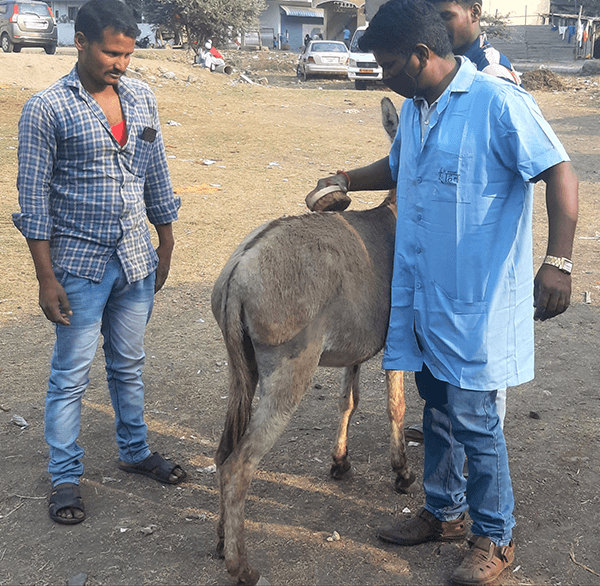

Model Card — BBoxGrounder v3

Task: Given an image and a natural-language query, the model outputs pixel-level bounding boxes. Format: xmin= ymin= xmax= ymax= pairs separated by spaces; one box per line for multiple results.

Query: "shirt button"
xmin=416 ymin=213 xmax=422 ymax=221
xmin=416 ymin=282 xmax=422 ymax=290
xmin=416 ymin=247 xmax=422 ymax=254
xmin=424 ymin=119 xmax=429 ymax=125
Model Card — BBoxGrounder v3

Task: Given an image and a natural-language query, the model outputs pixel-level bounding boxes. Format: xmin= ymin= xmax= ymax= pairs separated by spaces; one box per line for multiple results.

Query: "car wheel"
xmin=1 ymin=33 xmax=13 ymax=53
xmin=355 ymin=80 xmax=367 ymax=90
xmin=296 ymin=64 xmax=302 ymax=78
xmin=44 ymin=44 xmax=57 ymax=55
xmin=12 ymin=44 xmax=21 ymax=53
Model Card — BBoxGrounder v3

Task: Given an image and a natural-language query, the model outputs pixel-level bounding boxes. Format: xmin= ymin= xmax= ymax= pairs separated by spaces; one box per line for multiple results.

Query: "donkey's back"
xmin=212 ymin=203 xmax=396 ymax=366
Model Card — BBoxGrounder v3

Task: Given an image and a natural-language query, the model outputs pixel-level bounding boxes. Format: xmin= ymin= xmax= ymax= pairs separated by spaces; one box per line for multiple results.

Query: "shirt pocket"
xmin=428 ymin=279 xmax=488 ymax=365
xmin=127 ymin=129 xmax=156 ymax=178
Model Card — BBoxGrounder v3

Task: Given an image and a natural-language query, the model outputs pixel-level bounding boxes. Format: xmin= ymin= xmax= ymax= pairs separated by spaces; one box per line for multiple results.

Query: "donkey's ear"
xmin=381 ymin=97 xmax=399 ymax=143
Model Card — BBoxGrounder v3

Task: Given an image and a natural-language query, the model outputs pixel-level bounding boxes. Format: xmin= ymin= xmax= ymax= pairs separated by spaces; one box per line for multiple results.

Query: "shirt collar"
xmin=65 ymin=65 xmax=136 ymax=105
xmin=411 ymin=56 xmax=476 ymax=114
xmin=463 ymin=32 xmax=490 ymax=62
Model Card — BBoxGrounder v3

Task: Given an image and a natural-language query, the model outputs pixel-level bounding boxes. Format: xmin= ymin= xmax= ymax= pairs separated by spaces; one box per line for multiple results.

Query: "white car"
xmin=347 ymin=26 xmax=383 ymax=90
xmin=297 ymin=40 xmax=349 ymax=81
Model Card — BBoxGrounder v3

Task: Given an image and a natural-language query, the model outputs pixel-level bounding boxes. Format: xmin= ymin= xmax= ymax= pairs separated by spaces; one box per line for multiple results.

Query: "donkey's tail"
xmin=214 ymin=274 xmax=257 ymax=467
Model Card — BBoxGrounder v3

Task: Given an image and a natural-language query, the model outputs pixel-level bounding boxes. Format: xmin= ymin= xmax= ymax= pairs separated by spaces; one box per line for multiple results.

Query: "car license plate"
xmin=25 ymin=20 xmax=47 ymax=29
xmin=359 ymin=69 xmax=374 ymax=73
xmin=321 ymin=57 xmax=337 ymax=64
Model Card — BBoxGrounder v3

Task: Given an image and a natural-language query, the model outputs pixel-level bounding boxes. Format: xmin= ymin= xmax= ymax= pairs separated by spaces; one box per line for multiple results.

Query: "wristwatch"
xmin=543 ymin=255 xmax=573 ymax=274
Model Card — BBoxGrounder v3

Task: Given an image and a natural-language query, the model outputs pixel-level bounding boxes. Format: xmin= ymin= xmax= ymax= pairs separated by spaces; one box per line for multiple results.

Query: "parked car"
xmin=297 ymin=40 xmax=349 ymax=81
xmin=0 ymin=0 xmax=57 ymax=54
xmin=347 ymin=26 xmax=382 ymax=90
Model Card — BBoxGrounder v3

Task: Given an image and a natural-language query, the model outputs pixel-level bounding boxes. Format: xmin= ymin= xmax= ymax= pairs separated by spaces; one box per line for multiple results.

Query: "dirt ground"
xmin=1 ymin=48 xmax=600 ymax=586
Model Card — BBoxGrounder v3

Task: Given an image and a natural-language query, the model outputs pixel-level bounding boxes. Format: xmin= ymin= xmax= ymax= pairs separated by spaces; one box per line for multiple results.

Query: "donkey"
xmin=211 ymin=97 xmax=414 ymax=586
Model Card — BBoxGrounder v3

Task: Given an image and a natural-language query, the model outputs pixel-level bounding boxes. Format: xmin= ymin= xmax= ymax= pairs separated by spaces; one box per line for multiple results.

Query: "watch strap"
xmin=543 ymin=255 xmax=573 ymax=274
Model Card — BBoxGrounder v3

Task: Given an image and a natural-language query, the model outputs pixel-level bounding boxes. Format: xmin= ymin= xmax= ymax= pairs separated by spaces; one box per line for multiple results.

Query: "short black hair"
xmin=358 ymin=0 xmax=453 ymax=58
xmin=428 ymin=0 xmax=477 ymax=6
xmin=75 ymin=0 xmax=140 ymax=43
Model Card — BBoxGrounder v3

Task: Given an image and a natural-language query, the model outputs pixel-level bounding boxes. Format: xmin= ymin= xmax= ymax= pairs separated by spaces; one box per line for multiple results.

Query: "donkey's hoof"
xmin=215 ymin=538 xmax=225 ymax=559
xmin=235 ymin=567 xmax=261 ymax=586
xmin=330 ymin=460 xmax=352 ymax=480
xmin=393 ymin=471 xmax=416 ymax=494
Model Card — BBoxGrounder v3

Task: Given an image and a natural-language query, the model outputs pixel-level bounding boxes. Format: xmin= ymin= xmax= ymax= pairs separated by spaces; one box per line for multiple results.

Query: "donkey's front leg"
xmin=330 ymin=364 xmax=360 ymax=479
xmin=386 ymin=370 xmax=416 ymax=493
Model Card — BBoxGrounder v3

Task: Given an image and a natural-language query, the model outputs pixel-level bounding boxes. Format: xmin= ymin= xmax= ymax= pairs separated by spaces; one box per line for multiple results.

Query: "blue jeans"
xmin=45 ymin=255 xmax=155 ymax=487
xmin=415 ymin=366 xmax=515 ymax=546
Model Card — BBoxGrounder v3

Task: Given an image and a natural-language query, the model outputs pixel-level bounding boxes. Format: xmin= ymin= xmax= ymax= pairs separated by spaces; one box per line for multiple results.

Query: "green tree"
xmin=481 ymin=11 xmax=511 ymax=39
xmin=142 ymin=0 xmax=266 ymax=52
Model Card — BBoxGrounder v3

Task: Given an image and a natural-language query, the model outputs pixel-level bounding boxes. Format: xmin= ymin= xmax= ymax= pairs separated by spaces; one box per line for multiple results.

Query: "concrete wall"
xmin=481 ymin=0 xmax=550 ymax=25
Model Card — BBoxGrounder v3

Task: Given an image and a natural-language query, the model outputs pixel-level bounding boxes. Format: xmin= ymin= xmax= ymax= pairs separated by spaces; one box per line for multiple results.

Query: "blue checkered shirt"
xmin=13 ymin=66 xmax=180 ymax=283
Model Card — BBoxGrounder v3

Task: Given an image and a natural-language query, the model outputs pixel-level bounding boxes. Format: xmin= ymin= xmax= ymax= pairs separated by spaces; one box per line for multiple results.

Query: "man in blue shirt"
xmin=402 ymin=0 xmax=518 ymax=442
xmin=343 ymin=26 xmax=352 ymax=48
xmin=13 ymin=0 xmax=186 ymax=525
xmin=308 ymin=0 xmax=578 ymax=583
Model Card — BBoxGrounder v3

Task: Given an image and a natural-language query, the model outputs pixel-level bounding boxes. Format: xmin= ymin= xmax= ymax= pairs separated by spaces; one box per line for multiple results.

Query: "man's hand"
xmin=533 ymin=264 xmax=571 ymax=321
xmin=38 ymin=276 xmax=72 ymax=325
xmin=305 ymin=156 xmax=396 ymax=208
xmin=154 ymin=242 xmax=172 ymax=293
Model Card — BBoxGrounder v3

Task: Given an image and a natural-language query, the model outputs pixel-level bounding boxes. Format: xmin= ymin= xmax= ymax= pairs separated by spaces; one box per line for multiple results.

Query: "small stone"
xmin=11 ymin=415 xmax=28 ymax=428
xmin=326 ymin=530 xmax=341 ymax=542
xmin=529 ymin=411 xmax=541 ymax=420
xmin=67 ymin=573 xmax=88 ymax=586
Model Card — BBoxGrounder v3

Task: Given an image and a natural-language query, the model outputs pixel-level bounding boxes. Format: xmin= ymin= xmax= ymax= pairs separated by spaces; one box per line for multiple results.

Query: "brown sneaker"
xmin=377 ymin=507 xmax=467 ymax=546
xmin=451 ymin=536 xmax=515 ymax=585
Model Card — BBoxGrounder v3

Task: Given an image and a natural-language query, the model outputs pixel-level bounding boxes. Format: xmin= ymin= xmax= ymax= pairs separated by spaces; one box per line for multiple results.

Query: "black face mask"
xmin=383 ymin=54 xmax=422 ymax=98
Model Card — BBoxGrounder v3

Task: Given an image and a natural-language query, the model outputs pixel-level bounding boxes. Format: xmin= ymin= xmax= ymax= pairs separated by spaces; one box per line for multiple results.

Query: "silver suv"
xmin=0 ymin=0 xmax=57 ymax=54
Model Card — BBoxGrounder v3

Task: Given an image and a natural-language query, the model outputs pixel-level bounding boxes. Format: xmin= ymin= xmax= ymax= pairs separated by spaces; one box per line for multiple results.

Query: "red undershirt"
xmin=111 ymin=120 xmax=127 ymax=146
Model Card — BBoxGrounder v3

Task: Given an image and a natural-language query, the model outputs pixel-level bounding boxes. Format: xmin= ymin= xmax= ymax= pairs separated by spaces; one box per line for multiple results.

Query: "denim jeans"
xmin=45 ymin=255 xmax=154 ymax=487
xmin=415 ymin=366 xmax=515 ymax=546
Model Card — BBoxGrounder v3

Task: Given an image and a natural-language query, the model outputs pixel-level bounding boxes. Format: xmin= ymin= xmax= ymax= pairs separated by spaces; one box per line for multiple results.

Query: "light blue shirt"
xmin=383 ymin=58 xmax=569 ymax=390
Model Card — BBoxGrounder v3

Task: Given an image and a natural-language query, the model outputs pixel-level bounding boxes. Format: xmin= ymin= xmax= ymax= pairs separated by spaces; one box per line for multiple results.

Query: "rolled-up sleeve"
xmin=143 ymin=94 xmax=181 ymax=225
xmin=13 ymin=96 xmax=57 ymax=239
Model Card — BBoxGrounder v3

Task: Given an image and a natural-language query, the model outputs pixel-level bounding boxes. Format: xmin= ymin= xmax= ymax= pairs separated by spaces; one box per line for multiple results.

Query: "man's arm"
xmin=15 ymin=98 xmax=70 ymax=324
xmin=154 ymin=223 xmax=174 ymax=293
xmin=533 ymin=161 xmax=579 ymax=321
xmin=307 ymin=156 xmax=396 ymax=199
xmin=26 ymin=238 xmax=72 ymax=325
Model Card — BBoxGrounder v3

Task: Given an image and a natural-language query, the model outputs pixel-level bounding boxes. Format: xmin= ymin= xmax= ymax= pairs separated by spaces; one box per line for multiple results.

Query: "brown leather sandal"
xmin=451 ymin=536 xmax=515 ymax=585
xmin=377 ymin=507 xmax=467 ymax=545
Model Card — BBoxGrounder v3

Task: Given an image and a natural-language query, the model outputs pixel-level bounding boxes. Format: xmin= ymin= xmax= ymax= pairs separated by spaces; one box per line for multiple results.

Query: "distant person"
xmin=304 ymin=33 xmax=311 ymax=47
xmin=343 ymin=26 xmax=351 ymax=48
xmin=13 ymin=0 xmax=186 ymax=525
xmin=431 ymin=0 xmax=520 ymax=85
xmin=197 ymin=39 xmax=226 ymax=71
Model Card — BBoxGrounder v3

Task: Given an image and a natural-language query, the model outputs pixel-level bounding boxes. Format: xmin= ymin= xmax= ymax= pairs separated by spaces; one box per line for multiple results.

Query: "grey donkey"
xmin=211 ymin=97 xmax=415 ymax=586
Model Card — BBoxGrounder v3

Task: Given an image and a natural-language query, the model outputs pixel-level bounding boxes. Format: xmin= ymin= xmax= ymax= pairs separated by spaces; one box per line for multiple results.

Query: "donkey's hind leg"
xmin=330 ymin=364 xmax=360 ymax=479
xmin=386 ymin=370 xmax=416 ymax=493
xmin=219 ymin=340 xmax=323 ymax=586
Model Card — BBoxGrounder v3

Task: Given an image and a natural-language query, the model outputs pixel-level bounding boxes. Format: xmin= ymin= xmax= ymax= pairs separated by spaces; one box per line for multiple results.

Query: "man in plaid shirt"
xmin=13 ymin=0 xmax=186 ymax=524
